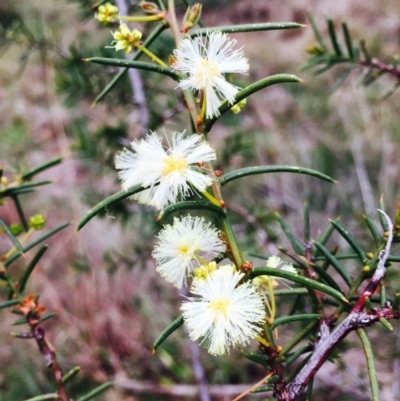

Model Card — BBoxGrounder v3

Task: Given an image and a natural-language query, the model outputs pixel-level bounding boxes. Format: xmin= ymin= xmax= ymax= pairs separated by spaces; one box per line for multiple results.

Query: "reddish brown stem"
xmin=28 ymin=313 xmax=69 ymax=401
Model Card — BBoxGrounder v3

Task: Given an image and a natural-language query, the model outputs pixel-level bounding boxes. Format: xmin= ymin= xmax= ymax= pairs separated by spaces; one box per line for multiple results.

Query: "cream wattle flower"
xmin=172 ymin=31 xmax=249 ymax=118
xmin=152 ymin=215 xmax=226 ymax=288
xmin=115 ymin=131 xmax=216 ymax=210
xmin=181 ymin=266 xmax=265 ymax=355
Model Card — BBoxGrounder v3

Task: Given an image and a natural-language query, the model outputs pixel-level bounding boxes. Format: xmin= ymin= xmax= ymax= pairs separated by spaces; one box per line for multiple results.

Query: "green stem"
xmin=135 ymin=43 xmax=168 ymax=67
xmin=167 ymin=0 xmax=181 ymax=44
xmin=221 ymin=217 xmax=243 ymax=269
xmin=121 ymin=14 xmax=165 ymax=22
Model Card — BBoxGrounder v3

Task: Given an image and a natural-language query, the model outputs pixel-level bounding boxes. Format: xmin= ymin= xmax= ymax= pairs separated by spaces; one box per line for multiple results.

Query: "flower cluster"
xmin=95 ymin=3 xmax=119 ymax=25
xmin=110 ymin=28 xmax=262 ymax=355
xmin=110 ymin=24 xmax=142 ymax=54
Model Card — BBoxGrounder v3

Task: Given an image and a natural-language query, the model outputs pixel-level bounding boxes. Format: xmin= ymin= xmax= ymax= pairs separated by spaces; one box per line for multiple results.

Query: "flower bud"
xmin=10 ymin=223 xmax=23 ymax=236
xmin=29 ymin=214 xmax=46 ymax=230
xmin=139 ymin=1 xmax=160 ymax=15
xmin=95 ymin=2 xmax=119 ymax=25
xmin=181 ymin=3 xmax=202 ymax=33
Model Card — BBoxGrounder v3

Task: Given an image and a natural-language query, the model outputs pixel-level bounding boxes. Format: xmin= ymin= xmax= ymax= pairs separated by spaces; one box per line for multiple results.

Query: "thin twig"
xmin=283 ymin=210 xmax=397 ymax=400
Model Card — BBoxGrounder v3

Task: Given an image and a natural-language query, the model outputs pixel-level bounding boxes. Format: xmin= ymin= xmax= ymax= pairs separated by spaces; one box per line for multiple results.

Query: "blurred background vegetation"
xmin=1 ymin=0 xmax=400 ymax=400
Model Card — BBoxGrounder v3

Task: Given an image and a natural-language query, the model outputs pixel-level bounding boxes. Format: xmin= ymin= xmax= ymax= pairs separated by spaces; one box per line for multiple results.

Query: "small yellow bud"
xmin=230 ymin=98 xmax=247 ymax=114
xmin=10 ymin=223 xmax=23 ymax=236
xmin=95 ymin=3 xmax=119 ymax=25
xmin=366 ymin=252 xmax=374 ymax=260
xmin=29 ymin=214 xmax=46 ymax=230
xmin=362 ymin=265 xmax=370 ymax=273
xmin=306 ymin=44 xmax=325 ymax=55
xmin=276 ymin=345 xmax=283 ymax=353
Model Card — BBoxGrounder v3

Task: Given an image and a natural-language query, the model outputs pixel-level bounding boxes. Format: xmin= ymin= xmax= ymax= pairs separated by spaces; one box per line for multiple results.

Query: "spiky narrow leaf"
xmin=0 ymin=180 xmax=53 ymax=197
xmin=62 ymin=366 xmax=81 ymax=384
xmin=356 ymin=329 xmax=380 ymax=401
xmin=249 ymin=268 xmax=348 ymax=303
xmin=307 ymin=12 xmax=327 ymax=51
xmin=329 ymin=219 xmax=367 ymax=262
xmin=326 ymin=18 xmax=343 ymax=56
xmin=153 ymin=315 xmax=184 ymax=352
xmin=76 ymin=382 xmax=113 ymax=401
xmin=363 ymin=215 xmax=382 ymax=245
xmin=271 ymin=314 xmax=322 ymax=330
xmin=203 ymin=74 xmax=301 ymax=132
xmin=77 ymin=185 xmax=145 ymax=231
xmin=341 ymin=21 xmax=355 ymax=59
xmin=158 ymin=201 xmax=226 ymax=221
xmin=191 ymin=22 xmax=305 ymax=37
xmin=5 ymin=222 xmax=70 ymax=267
xmin=18 ymin=245 xmax=48 ymax=294
xmin=20 ymin=157 xmax=63 ymax=181
xmin=220 ymin=165 xmax=336 ymax=186
xmin=0 ymin=218 xmax=24 ymax=254
xmin=313 ymin=241 xmax=352 ymax=286
xmin=87 ymin=58 xmax=179 ymax=80
xmin=275 ymin=212 xmax=305 ymax=255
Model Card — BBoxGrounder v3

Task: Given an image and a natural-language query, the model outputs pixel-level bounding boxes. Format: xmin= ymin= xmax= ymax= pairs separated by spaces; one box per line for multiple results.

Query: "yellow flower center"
xmin=194 ymin=59 xmax=220 ymax=88
xmin=177 ymin=243 xmax=190 ymax=255
xmin=161 ymin=154 xmax=187 ymax=176
xmin=208 ymin=297 xmax=231 ymax=318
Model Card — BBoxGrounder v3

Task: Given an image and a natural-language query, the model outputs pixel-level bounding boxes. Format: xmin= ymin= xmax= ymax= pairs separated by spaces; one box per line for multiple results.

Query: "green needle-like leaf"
xmin=341 ymin=21 xmax=355 ymax=59
xmin=313 ymin=241 xmax=352 ymax=286
xmin=307 ymin=12 xmax=327 ymax=52
xmin=62 ymin=366 xmax=81 ymax=384
xmin=24 ymin=394 xmax=59 ymax=401
xmin=0 ymin=218 xmax=24 ymax=254
xmin=284 ymin=344 xmax=313 ymax=367
xmin=241 ymin=350 xmax=269 ymax=366
xmin=77 ymin=185 xmax=145 ymax=231
xmin=203 ymin=74 xmax=301 ymax=132
xmin=5 ymin=222 xmax=70 ymax=267
xmin=76 ymin=382 xmax=113 ymax=401
xmin=379 ymin=195 xmax=389 ymax=232
xmin=86 ymin=58 xmax=179 ymax=80
xmin=0 ymin=299 xmax=20 ymax=309
xmin=0 ymin=180 xmax=53 ymax=197
xmin=326 ymin=18 xmax=343 ymax=56
xmin=20 ymin=156 xmax=63 ymax=181
xmin=191 ymin=22 xmax=305 ymax=37
xmin=357 ymin=329 xmax=380 ymax=401
xmin=329 ymin=219 xmax=367 ymax=263
xmin=18 ymin=245 xmax=48 ymax=294
xmin=271 ymin=314 xmax=322 ymax=330
xmin=275 ymin=212 xmax=305 ymax=255
xmin=153 ymin=315 xmax=184 ymax=352
xmin=304 ymin=201 xmax=310 ymax=243
xmin=158 ymin=201 xmax=226 ymax=221
xmin=220 ymin=165 xmax=336 ymax=186
xmin=311 ymin=262 xmax=343 ymax=292
xmin=363 ymin=214 xmax=382 ymax=245
xmin=38 ymin=312 xmax=57 ymax=324
xmin=248 ymin=268 xmax=349 ymax=304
